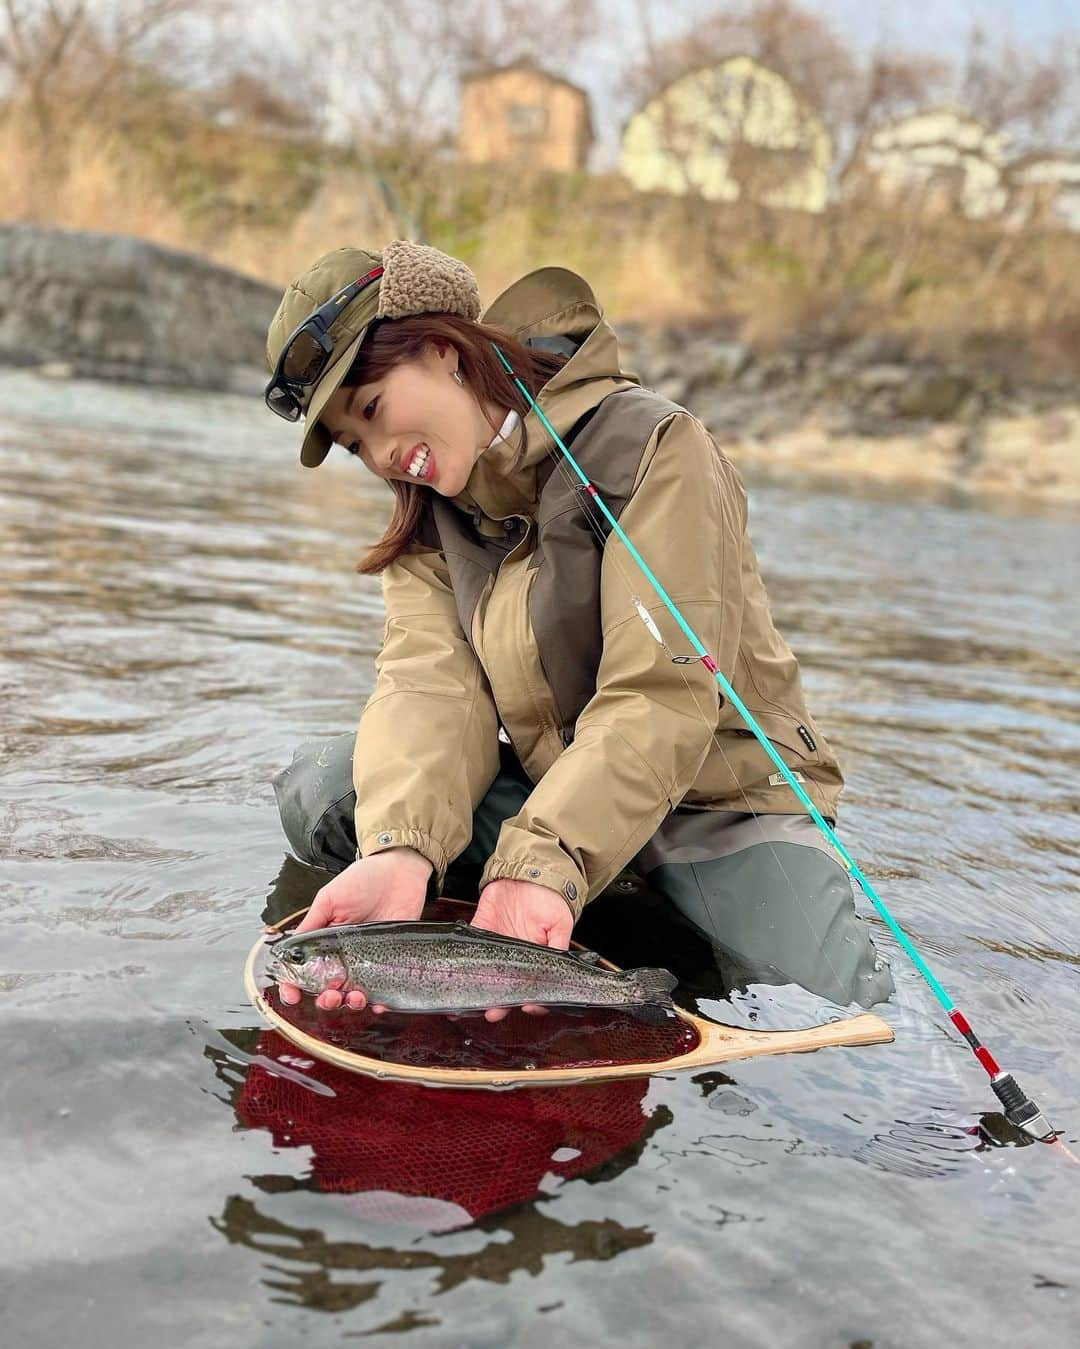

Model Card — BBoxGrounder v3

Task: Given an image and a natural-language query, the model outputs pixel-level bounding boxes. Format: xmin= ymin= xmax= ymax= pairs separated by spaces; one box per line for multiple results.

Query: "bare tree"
xmin=624 ymin=0 xmax=859 ymax=129
xmin=0 ymin=0 xmax=213 ymax=138
xmin=957 ymin=24 xmax=1079 ymax=152
xmin=244 ymin=0 xmax=601 ymax=240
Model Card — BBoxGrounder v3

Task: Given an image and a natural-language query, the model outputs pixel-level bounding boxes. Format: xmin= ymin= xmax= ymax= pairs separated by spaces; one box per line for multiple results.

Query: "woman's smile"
xmin=402 ymin=443 xmax=436 ymax=482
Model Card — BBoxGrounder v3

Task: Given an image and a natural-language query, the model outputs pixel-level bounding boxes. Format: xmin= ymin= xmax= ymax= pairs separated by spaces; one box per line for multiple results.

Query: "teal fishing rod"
xmin=492 ymin=342 xmax=1055 ymax=1143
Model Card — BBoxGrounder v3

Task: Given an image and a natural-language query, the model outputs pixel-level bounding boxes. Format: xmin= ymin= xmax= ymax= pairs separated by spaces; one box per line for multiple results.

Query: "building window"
xmin=507 ymin=102 xmax=548 ymax=138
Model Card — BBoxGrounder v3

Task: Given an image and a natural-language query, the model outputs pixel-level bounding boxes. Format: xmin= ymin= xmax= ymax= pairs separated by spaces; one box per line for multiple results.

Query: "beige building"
xmin=842 ymin=106 xmax=1009 ymax=220
xmin=1003 ymin=151 xmax=1080 ymax=232
xmin=619 ymin=55 xmax=832 ymax=213
xmin=457 ymin=58 xmax=593 ymax=173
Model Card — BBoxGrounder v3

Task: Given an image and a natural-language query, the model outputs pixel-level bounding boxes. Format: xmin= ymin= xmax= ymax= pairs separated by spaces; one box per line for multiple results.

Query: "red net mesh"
xmin=236 ymin=1030 xmax=657 ymax=1224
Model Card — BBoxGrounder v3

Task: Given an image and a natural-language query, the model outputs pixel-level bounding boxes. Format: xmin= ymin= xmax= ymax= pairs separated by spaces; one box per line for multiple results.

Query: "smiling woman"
xmin=262 ymin=238 xmax=896 ymax=1022
xmin=320 ymin=311 xmax=569 ymax=573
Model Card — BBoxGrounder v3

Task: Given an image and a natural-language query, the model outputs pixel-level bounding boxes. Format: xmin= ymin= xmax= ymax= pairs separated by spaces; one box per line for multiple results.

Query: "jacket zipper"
xmin=474 ymin=506 xmax=565 ymax=759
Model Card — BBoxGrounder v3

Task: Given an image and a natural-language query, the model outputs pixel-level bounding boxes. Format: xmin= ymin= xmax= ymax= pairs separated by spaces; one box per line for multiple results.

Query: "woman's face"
xmin=321 ymin=341 xmax=502 ymax=497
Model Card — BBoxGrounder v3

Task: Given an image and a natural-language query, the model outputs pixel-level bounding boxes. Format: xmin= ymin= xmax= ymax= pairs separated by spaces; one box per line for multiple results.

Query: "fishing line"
xmin=491 ymin=341 xmax=1056 ymax=1143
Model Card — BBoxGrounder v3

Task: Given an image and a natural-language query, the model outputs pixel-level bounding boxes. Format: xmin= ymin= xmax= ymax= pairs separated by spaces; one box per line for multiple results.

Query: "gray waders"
xmin=273 ymin=733 xmax=895 ymax=1010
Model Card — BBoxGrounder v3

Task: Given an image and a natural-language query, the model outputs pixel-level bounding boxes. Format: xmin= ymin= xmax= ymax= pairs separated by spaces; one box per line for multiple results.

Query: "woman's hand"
xmin=278 ymin=848 xmax=432 ymax=1012
xmin=471 ymin=877 xmax=574 ymax=1023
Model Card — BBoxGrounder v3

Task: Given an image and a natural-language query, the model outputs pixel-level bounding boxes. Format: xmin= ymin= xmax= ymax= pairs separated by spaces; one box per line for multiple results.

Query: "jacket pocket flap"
xmin=733 ymin=708 xmax=821 ymax=762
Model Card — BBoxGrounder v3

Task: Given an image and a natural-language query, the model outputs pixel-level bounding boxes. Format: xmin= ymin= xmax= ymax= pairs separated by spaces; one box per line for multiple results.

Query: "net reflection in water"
xmin=235 ymin=1030 xmax=662 ymax=1225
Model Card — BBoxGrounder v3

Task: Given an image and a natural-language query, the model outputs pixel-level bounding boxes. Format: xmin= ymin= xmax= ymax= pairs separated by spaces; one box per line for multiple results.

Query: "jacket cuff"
xmin=357 ymin=827 xmax=450 ymax=887
xmin=479 ymin=852 xmax=588 ymax=922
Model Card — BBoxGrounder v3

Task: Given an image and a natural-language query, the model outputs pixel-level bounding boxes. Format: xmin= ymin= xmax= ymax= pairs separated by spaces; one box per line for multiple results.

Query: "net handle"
xmin=242 ymin=930 xmax=892 ymax=1089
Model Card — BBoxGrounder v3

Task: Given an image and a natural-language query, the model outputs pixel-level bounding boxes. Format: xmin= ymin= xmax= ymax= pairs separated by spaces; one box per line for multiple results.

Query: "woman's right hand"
xmin=277 ymin=848 xmax=432 ymax=1012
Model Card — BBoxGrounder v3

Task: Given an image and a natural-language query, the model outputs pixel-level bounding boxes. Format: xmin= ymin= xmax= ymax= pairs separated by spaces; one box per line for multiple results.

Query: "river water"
xmin=1 ymin=370 xmax=1077 ymax=1348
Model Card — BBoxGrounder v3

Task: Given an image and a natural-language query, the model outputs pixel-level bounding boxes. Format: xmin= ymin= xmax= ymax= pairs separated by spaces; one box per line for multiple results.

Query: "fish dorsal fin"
xmin=573 ymin=948 xmax=601 ymax=965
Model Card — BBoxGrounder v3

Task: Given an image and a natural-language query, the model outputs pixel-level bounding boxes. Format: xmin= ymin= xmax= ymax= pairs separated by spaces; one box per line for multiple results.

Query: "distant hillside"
xmin=2 ymin=109 xmax=1079 ymax=380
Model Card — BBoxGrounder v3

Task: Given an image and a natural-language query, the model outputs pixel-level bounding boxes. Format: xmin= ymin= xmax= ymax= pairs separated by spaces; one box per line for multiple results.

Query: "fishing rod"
xmin=491 ymin=341 xmax=1055 ymax=1144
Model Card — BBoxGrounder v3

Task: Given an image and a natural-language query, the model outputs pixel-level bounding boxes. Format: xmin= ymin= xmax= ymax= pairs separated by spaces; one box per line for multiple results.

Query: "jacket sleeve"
xmin=352 ymin=542 xmax=500 ymax=885
xmin=479 ymin=412 xmax=746 ymax=918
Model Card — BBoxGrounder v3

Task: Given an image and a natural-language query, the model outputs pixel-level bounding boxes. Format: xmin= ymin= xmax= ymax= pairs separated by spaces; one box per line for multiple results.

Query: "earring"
xmin=452 ymin=368 xmax=464 ymax=386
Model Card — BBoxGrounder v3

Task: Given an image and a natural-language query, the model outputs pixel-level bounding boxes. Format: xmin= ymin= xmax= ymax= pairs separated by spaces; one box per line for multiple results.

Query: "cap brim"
xmin=299 ymin=325 xmax=370 ymax=467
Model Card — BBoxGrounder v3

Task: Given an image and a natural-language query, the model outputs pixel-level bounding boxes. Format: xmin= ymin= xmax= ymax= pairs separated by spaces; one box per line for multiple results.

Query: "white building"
xmin=1003 ymin=152 xmax=1080 ymax=232
xmin=843 ymin=106 xmax=1009 ymax=220
xmin=620 ymin=55 xmax=832 ymax=213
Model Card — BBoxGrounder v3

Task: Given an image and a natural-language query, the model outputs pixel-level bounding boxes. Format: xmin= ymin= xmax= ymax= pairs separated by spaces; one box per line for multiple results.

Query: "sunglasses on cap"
xmin=264 ymin=265 xmax=384 ymax=422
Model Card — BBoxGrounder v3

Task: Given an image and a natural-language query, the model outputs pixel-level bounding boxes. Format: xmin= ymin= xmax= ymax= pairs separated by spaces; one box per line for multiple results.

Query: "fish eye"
xmin=287 ymin=945 xmax=306 ymax=963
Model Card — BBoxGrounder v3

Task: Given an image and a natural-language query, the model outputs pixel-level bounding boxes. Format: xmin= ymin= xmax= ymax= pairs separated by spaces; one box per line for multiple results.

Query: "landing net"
xmin=244 ymin=901 xmax=892 ymax=1089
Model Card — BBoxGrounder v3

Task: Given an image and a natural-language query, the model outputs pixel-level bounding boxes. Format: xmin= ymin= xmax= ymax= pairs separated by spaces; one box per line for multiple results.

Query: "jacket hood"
xmin=453 ymin=266 xmax=641 ymax=521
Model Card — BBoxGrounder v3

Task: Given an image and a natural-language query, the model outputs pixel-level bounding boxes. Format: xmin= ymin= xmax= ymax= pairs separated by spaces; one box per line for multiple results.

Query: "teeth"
xmin=407 ymin=445 xmax=430 ymax=478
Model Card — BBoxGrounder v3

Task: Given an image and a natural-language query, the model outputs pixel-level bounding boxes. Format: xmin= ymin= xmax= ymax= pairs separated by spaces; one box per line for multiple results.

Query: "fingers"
xmin=543 ymin=919 xmax=573 ymax=951
xmin=294 ymin=899 xmax=331 ymax=933
xmin=483 ymin=1003 xmax=549 ymax=1023
xmin=279 ymin=983 xmax=384 ymax=1013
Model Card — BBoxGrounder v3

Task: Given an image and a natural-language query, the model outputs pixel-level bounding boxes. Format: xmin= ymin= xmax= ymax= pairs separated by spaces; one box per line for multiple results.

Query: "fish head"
xmin=264 ymin=938 xmax=348 ymax=995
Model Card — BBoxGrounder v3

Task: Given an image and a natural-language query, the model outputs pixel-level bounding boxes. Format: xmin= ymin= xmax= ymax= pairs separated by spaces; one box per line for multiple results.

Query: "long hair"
xmin=338 ymin=314 xmax=569 ymax=574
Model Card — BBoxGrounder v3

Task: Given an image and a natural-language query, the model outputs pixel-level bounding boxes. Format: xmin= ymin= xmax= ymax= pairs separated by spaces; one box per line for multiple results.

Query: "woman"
xmin=265 ymin=239 xmax=894 ymax=1018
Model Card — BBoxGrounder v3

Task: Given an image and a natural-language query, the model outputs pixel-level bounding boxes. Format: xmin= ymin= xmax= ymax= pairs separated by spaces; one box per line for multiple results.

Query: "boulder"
xmin=895 ymin=370 xmax=974 ymax=420
xmin=0 ymin=223 xmax=281 ymax=391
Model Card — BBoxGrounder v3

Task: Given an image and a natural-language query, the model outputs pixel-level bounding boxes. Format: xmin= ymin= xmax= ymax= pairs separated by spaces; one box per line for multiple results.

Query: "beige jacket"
xmin=351 ymin=266 xmax=843 ymax=919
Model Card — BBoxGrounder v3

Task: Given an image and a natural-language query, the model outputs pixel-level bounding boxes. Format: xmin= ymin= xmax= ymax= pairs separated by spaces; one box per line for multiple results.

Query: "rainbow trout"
xmin=264 ymin=920 xmax=677 ymax=1013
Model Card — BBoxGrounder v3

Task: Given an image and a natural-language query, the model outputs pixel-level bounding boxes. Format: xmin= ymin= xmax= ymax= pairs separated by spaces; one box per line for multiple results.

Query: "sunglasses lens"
xmin=281 ymin=329 xmax=331 ymax=386
xmin=265 ymin=384 xmax=301 ymax=421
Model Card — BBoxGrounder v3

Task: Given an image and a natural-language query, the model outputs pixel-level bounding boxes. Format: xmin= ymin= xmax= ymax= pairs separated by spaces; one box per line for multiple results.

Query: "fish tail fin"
xmin=626 ymin=966 xmax=677 ymax=1008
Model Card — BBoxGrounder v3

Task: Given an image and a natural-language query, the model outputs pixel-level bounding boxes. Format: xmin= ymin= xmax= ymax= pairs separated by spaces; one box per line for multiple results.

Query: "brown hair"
xmin=337 ymin=314 xmax=569 ymax=573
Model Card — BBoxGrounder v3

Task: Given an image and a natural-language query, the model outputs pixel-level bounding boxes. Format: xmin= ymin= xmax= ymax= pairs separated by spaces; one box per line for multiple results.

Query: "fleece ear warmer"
xmin=376 ymin=239 xmax=482 ymax=322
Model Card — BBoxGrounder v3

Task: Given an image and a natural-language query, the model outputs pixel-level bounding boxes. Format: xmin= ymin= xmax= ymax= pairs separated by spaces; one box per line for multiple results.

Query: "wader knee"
xmin=272 ymin=733 xmax=358 ymax=872
xmin=642 ymin=816 xmax=895 ymax=1009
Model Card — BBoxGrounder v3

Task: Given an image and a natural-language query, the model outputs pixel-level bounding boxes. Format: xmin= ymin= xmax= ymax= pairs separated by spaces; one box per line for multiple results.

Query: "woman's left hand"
xmin=471 ymin=877 xmax=575 ymax=1023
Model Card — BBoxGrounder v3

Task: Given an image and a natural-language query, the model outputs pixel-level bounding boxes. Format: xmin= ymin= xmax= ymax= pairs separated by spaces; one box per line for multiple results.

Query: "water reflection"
xmin=214 ymin=1029 xmax=663 ymax=1223
xmin=207 ymin=1023 xmax=664 ymax=1311
xmin=212 ymin=1192 xmax=653 ymax=1312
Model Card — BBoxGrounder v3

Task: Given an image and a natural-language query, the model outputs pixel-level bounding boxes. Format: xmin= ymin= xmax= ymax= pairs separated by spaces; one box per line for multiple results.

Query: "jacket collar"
xmin=452 ymin=266 xmax=640 ymax=522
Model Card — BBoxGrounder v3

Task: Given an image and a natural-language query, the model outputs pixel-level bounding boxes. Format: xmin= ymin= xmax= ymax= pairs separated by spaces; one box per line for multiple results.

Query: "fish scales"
xmin=265 ymin=920 xmax=677 ymax=1012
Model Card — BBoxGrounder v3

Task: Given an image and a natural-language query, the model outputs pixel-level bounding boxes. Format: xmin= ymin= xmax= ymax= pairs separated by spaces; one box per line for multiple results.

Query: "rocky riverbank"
xmin=0 ymin=223 xmax=278 ymax=392
xmin=618 ymin=324 xmax=1080 ymax=508
xmin=2 ymin=224 xmax=1076 ymax=507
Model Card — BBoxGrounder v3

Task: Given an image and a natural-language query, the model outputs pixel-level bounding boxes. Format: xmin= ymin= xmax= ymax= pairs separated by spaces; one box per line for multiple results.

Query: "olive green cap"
xmin=265 ymin=240 xmax=483 ymax=467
